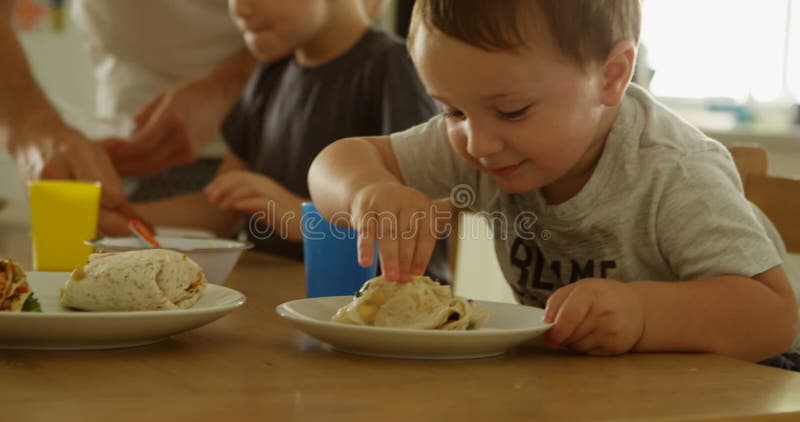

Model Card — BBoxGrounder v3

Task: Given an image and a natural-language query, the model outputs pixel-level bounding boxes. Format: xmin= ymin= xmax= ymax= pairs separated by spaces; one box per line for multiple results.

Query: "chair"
xmin=729 ymin=145 xmax=800 ymax=254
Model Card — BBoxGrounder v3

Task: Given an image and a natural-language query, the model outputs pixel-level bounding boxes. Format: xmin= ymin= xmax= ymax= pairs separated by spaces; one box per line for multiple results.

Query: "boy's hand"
xmin=204 ymin=170 xmax=304 ymax=240
xmin=544 ymin=278 xmax=645 ymax=355
xmin=350 ymin=183 xmax=442 ymax=282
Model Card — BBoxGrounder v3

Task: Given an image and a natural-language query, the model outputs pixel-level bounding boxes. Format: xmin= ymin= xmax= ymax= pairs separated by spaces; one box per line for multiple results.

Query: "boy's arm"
xmin=309 ymin=136 xmax=448 ymax=280
xmin=132 ymin=153 xmax=247 ymax=237
xmin=545 ymin=266 xmax=798 ymax=361
xmin=308 ymin=136 xmax=404 ymax=219
xmin=631 ymin=266 xmax=797 ymax=361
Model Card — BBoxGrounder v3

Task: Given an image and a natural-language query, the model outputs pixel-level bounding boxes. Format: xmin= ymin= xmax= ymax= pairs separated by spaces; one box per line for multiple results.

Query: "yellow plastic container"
xmin=29 ymin=180 xmax=101 ymax=271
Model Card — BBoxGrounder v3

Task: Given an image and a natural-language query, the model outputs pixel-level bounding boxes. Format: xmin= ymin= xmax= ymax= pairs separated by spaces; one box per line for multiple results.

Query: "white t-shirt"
xmin=72 ymin=0 xmax=244 ymax=156
xmin=391 ymin=84 xmax=798 ymax=350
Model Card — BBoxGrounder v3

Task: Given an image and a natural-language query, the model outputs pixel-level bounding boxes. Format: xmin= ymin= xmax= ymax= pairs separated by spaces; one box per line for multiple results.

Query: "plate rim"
xmin=275 ymin=296 xmax=552 ymax=336
xmin=0 ymin=272 xmax=247 ymax=350
xmin=0 ymin=273 xmax=246 ymax=318
xmin=85 ymin=236 xmax=254 ymax=252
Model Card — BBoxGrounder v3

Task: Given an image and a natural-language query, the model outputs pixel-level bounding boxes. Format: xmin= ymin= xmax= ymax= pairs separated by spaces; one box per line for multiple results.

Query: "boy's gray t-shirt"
xmin=390 ymin=84 xmax=785 ymax=309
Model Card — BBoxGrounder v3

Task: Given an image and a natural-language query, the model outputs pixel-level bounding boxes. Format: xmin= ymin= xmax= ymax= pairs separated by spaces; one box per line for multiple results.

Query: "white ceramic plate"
xmin=276 ymin=296 xmax=552 ymax=359
xmin=0 ymin=272 xmax=246 ymax=350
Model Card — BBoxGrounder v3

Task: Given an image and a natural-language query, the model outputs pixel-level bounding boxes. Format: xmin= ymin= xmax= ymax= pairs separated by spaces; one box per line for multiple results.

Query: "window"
xmin=641 ymin=0 xmax=798 ymax=104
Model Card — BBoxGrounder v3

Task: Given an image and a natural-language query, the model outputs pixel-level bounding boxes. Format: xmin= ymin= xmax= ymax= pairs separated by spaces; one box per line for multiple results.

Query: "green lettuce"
xmin=22 ymin=294 xmax=42 ymax=312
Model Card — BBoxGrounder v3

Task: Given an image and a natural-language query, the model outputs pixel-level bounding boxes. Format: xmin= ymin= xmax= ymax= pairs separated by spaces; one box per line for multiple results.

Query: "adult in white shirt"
xmin=73 ymin=0 xmax=250 ymax=181
xmin=0 ymin=0 xmax=255 ymax=234
xmin=0 ymin=0 xmax=387 ymax=234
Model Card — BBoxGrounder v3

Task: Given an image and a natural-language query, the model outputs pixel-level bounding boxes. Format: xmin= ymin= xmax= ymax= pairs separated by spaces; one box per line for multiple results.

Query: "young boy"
xmin=129 ymin=0 xmax=450 ymax=280
xmin=308 ymin=0 xmax=799 ymax=363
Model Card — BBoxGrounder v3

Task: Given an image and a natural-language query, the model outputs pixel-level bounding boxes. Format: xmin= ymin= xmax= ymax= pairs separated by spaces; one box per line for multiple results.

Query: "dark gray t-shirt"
xmin=223 ymin=28 xmax=439 ymax=260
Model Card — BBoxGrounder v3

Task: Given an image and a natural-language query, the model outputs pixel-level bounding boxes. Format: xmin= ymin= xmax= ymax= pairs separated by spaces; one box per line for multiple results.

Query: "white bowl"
xmin=86 ymin=236 xmax=253 ymax=285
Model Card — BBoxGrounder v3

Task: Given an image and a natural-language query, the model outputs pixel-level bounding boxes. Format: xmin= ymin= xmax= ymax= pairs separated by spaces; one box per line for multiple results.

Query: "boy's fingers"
xmin=377 ymin=218 xmax=399 ymax=281
xmin=207 ymin=171 xmax=246 ymax=192
xmin=587 ymin=346 xmax=619 ymax=356
xmin=409 ymin=238 xmax=435 ymax=277
xmin=205 ymin=173 xmax=244 ymax=204
xmin=563 ymin=317 xmax=599 ymax=347
xmin=357 ymin=218 xmax=376 ymax=268
xmin=410 ymin=218 xmax=436 ymax=276
xmin=564 ymin=331 xmax=601 ymax=354
xmin=232 ymin=198 xmax=266 ymax=214
xmin=227 ymin=181 xmax=268 ymax=208
xmin=377 ymin=237 xmax=399 ymax=281
xmin=546 ymin=291 xmax=592 ymax=346
xmin=543 ymin=283 xmax=574 ymax=323
xmin=395 ymin=210 xmax=416 ymax=281
xmin=204 ymin=176 xmax=227 ymax=199
xmin=219 ymin=187 xmax=251 ymax=209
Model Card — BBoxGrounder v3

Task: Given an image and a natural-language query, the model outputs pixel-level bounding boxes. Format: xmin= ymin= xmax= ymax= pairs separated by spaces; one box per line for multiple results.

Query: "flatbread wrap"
xmin=0 ymin=259 xmax=41 ymax=312
xmin=331 ymin=276 xmax=488 ymax=330
xmin=60 ymin=249 xmax=206 ymax=311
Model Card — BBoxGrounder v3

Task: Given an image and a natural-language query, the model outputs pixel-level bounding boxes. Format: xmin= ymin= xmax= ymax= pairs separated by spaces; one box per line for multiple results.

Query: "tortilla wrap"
xmin=0 ymin=259 xmax=35 ymax=312
xmin=331 ymin=276 xmax=488 ymax=330
xmin=60 ymin=249 xmax=206 ymax=311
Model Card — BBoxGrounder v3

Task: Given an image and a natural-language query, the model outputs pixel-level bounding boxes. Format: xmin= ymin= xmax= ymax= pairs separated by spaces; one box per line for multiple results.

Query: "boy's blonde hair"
xmin=408 ymin=0 xmax=641 ymax=68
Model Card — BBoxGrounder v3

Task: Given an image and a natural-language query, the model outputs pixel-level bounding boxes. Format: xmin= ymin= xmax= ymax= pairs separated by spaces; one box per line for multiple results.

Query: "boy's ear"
xmin=599 ymin=40 xmax=637 ymax=107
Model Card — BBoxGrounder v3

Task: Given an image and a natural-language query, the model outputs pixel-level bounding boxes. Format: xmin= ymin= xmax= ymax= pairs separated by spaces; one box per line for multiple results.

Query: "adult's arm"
xmin=105 ymin=49 xmax=258 ymax=177
xmin=0 ymin=0 xmax=125 ymax=209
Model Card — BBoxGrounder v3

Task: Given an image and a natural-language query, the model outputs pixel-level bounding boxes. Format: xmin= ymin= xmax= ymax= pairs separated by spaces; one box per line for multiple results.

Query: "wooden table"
xmin=2 ymin=201 xmax=800 ymax=421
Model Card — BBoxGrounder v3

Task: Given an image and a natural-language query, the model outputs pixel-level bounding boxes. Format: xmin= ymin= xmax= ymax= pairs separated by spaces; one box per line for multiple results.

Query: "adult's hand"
xmin=103 ymin=78 xmax=222 ymax=177
xmin=104 ymin=49 xmax=257 ymax=177
xmin=12 ymin=122 xmax=127 ymax=208
xmin=1 ymin=0 xmax=127 ymax=235
xmin=10 ymin=122 xmax=132 ymax=236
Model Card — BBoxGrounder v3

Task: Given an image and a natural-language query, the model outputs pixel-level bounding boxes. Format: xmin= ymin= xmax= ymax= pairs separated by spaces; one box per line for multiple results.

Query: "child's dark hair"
xmin=408 ymin=0 xmax=641 ymax=69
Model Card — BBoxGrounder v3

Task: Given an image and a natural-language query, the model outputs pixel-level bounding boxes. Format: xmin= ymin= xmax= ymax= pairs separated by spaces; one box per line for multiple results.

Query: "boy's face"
xmin=229 ymin=0 xmax=326 ymax=61
xmin=411 ymin=26 xmax=610 ymax=194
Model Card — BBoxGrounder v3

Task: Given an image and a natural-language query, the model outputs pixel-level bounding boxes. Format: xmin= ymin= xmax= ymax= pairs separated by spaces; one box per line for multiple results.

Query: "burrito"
xmin=331 ymin=276 xmax=488 ymax=330
xmin=60 ymin=249 xmax=206 ymax=311
xmin=0 ymin=259 xmax=41 ymax=312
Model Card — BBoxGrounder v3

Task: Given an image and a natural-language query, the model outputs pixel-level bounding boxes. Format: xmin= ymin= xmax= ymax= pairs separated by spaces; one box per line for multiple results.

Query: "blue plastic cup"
xmin=301 ymin=202 xmax=378 ymax=297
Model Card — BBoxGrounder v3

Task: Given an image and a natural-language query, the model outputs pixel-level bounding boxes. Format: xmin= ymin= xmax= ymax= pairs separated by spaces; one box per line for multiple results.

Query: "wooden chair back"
xmin=729 ymin=145 xmax=800 ymax=254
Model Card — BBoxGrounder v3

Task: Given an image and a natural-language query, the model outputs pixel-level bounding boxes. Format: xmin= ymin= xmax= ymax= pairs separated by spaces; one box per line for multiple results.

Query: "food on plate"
xmin=60 ymin=249 xmax=206 ymax=311
xmin=0 ymin=259 xmax=42 ymax=312
xmin=331 ymin=275 xmax=488 ymax=330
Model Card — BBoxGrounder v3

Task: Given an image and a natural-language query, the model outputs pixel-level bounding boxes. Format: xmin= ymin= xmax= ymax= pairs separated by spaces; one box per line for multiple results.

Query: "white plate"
xmin=0 ymin=272 xmax=246 ymax=350
xmin=276 ymin=296 xmax=552 ymax=359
